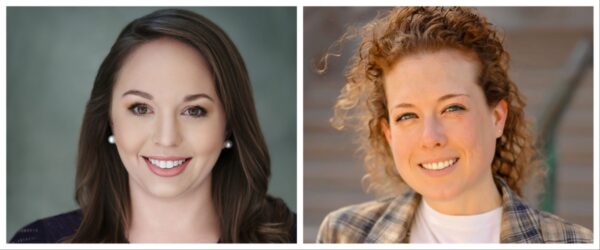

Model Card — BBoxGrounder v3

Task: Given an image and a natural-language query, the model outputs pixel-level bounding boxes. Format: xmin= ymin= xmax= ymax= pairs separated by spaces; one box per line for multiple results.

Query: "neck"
xmin=127 ymin=177 xmax=220 ymax=243
xmin=424 ymin=173 xmax=502 ymax=215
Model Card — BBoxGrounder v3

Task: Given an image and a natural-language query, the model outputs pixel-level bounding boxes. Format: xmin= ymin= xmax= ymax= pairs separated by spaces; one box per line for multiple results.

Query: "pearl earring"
xmin=108 ymin=135 xmax=115 ymax=144
xmin=224 ymin=140 xmax=233 ymax=149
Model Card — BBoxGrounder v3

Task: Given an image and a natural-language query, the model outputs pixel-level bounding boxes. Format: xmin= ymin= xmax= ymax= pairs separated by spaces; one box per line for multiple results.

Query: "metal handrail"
xmin=536 ymin=38 xmax=593 ymax=212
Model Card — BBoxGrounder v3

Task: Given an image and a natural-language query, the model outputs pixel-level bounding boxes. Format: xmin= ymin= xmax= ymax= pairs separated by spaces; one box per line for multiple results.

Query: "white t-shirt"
xmin=409 ymin=199 xmax=503 ymax=243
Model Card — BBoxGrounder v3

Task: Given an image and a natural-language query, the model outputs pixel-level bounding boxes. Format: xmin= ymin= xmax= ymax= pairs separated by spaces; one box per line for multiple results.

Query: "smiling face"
xmin=110 ymin=37 xmax=227 ymax=199
xmin=381 ymin=49 xmax=507 ymax=206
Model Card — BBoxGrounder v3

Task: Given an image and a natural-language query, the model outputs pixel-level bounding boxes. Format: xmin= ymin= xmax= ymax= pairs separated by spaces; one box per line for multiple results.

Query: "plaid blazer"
xmin=317 ymin=178 xmax=593 ymax=243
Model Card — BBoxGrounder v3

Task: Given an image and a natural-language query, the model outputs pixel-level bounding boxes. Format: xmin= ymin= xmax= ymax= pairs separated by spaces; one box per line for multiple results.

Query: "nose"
xmin=421 ymin=115 xmax=447 ymax=149
xmin=152 ymin=112 xmax=182 ymax=147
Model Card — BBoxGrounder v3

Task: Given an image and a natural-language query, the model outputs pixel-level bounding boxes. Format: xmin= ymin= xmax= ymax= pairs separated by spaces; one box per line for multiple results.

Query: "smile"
xmin=148 ymin=158 xmax=187 ymax=169
xmin=142 ymin=156 xmax=192 ymax=177
xmin=419 ymin=158 xmax=459 ymax=170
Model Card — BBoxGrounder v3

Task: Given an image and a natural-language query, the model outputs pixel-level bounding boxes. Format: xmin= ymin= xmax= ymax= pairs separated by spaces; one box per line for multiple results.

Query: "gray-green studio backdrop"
xmin=7 ymin=7 xmax=296 ymax=239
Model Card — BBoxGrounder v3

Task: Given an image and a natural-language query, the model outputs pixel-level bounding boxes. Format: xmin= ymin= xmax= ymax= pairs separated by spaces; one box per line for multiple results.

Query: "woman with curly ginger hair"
xmin=317 ymin=7 xmax=592 ymax=243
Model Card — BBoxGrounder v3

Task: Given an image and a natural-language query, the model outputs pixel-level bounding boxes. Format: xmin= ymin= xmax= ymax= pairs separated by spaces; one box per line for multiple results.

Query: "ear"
xmin=380 ymin=118 xmax=392 ymax=145
xmin=492 ymin=99 xmax=508 ymax=138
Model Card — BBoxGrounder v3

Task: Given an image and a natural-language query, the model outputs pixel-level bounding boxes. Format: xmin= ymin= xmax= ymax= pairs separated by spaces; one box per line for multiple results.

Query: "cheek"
xmin=181 ymin=121 xmax=225 ymax=152
xmin=181 ymin=112 xmax=227 ymax=153
xmin=448 ymin=116 xmax=479 ymax=150
xmin=111 ymin=110 xmax=150 ymax=158
xmin=389 ymin=126 xmax=419 ymax=167
xmin=451 ymin=111 xmax=496 ymax=170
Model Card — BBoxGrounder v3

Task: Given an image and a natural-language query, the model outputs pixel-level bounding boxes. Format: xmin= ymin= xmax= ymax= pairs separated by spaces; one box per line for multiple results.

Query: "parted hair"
xmin=69 ymin=9 xmax=294 ymax=243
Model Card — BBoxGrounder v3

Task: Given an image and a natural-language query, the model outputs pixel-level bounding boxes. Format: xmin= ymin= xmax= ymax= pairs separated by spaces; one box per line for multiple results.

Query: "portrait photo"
xmin=304 ymin=6 xmax=593 ymax=243
xmin=7 ymin=7 xmax=297 ymax=243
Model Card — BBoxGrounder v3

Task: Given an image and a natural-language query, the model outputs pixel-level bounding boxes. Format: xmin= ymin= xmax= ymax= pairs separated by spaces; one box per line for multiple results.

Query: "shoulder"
xmin=495 ymin=177 xmax=593 ymax=243
xmin=537 ymin=210 xmax=593 ymax=243
xmin=262 ymin=195 xmax=297 ymax=243
xmin=289 ymin=212 xmax=297 ymax=243
xmin=316 ymin=197 xmax=398 ymax=243
xmin=10 ymin=210 xmax=82 ymax=243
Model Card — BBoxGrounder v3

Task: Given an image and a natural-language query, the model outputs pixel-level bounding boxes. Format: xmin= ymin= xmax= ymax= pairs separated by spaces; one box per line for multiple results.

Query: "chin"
xmin=146 ymin=184 xmax=187 ymax=198
xmin=419 ymin=184 xmax=463 ymax=201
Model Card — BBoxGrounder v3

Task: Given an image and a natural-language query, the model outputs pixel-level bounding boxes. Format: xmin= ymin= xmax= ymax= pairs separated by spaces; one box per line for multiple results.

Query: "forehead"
xmin=383 ymin=49 xmax=481 ymax=101
xmin=114 ymin=37 xmax=215 ymax=94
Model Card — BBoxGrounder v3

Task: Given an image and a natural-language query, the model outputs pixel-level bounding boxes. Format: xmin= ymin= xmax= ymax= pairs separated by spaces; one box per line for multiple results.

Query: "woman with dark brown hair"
xmin=317 ymin=7 xmax=591 ymax=243
xmin=11 ymin=8 xmax=295 ymax=243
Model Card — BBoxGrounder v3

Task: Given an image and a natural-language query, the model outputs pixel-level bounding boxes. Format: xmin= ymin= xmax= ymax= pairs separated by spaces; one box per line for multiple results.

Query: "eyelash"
xmin=182 ymin=105 xmax=207 ymax=118
xmin=127 ymin=103 xmax=207 ymax=118
xmin=396 ymin=112 xmax=418 ymax=122
xmin=394 ymin=104 xmax=466 ymax=122
xmin=444 ymin=104 xmax=466 ymax=113
xmin=128 ymin=103 xmax=152 ymax=116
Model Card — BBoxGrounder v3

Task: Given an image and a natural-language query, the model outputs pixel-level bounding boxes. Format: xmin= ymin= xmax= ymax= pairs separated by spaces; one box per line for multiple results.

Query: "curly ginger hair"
xmin=330 ymin=7 xmax=545 ymax=198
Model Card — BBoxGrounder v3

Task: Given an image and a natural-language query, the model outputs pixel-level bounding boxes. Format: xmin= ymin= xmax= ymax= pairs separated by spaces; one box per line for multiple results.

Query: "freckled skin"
xmin=382 ymin=49 xmax=507 ymax=215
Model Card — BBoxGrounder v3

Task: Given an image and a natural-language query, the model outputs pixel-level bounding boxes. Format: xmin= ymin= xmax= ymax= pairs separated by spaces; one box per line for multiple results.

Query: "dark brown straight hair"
xmin=68 ymin=9 xmax=294 ymax=243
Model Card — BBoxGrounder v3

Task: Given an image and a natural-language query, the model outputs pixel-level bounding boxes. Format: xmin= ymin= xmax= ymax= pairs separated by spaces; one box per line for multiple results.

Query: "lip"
xmin=418 ymin=157 xmax=459 ymax=165
xmin=144 ymin=155 xmax=190 ymax=161
xmin=143 ymin=156 xmax=192 ymax=177
xmin=418 ymin=157 xmax=459 ymax=177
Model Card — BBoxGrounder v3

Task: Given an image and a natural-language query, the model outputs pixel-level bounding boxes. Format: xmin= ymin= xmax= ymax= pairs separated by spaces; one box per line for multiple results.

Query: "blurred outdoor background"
xmin=304 ymin=7 xmax=593 ymax=242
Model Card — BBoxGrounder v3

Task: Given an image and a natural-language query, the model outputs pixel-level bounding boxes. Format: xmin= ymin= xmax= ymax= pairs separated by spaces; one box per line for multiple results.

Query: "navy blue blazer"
xmin=10 ymin=210 xmax=82 ymax=243
xmin=10 ymin=209 xmax=297 ymax=243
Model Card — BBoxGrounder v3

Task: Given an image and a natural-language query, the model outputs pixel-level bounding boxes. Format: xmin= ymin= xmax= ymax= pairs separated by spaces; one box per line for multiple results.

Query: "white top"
xmin=409 ymin=199 xmax=503 ymax=243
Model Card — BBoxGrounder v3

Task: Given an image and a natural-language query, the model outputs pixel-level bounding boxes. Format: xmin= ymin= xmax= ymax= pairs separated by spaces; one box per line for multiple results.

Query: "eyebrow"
xmin=122 ymin=90 xmax=153 ymax=100
xmin=122 ymin=89 xmax=214 ymax=102
xmin=393 ymin=93 xmax=469 ymax=109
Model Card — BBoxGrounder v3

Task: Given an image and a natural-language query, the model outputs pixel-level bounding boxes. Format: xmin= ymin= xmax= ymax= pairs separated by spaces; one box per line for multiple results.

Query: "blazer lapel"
xmin=497 ymin=178 xmax=544 ymax=243
xmin=365 ymin=190 xmax=421 ymax=243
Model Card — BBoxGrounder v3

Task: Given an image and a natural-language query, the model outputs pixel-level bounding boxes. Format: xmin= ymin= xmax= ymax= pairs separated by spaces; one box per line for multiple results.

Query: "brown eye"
xmin=129 ymin=103 xmax=152 ymax=115
xmin=182 ymin=106 xmax=207 ymax=118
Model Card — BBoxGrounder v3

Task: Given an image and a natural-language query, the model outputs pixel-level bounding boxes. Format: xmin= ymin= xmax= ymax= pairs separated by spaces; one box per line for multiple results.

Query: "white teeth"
xmin=148 ymin=159 xmax=186 ymax=169
xmin=421 ymin=159 xmax=457 ymax=170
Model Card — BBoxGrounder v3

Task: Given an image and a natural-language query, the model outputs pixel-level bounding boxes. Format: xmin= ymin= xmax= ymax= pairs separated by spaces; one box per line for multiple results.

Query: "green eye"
xmin=444 ymin=105 xmax=466 ymax=113
xmin=397 ymin=113 xmax=417 ymax=122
